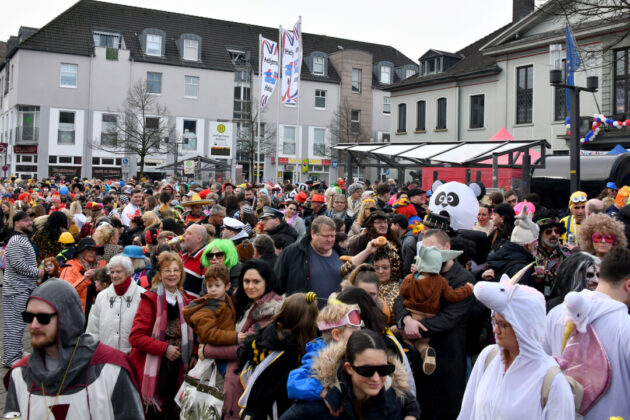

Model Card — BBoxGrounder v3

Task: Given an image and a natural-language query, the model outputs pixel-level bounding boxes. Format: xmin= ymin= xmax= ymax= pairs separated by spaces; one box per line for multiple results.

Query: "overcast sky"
xmin=1 ymin=0 xmax=518 ymax=61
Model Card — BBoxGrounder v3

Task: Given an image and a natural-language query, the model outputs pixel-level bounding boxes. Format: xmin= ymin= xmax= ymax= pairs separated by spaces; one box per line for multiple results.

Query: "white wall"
xmin=48 ymin=107 xmax=84 ymax=156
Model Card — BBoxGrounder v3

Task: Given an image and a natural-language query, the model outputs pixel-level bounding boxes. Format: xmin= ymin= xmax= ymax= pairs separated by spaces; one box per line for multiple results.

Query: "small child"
xmin=41 ymin=257 xmax=60 ymax=284
xmin=183 ymin=264 xmax=236 ymax=377
xmin=399 ymin=245 xmax=474 ymax=375
xmin=287 ymin=301 xmax=363 ymax=401
xmin=93 ymin=267 xmax=112 ymax=292
xmin=56 ymin=232 xmax=77 ymax=266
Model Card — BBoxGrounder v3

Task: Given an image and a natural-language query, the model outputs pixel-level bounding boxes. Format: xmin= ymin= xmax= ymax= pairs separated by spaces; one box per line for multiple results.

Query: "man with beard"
xmin=2 ymin=211 xmax=44 ymax=367
xmin=3 ymin=280 xmax=143 ymax=418
xmin=532 ymin=214 xmax=571 ymax=301
xmin=347 ymin=210 xmax=398 ymax=257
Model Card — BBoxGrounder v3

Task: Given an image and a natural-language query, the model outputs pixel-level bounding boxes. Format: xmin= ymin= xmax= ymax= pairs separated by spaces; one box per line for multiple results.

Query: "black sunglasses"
xmin=207 ymin=252 xmax=225 ymax=259
xmin=351 ymin=363 xmax=395 ymax=377
xmin=22 ymin=311 xmax=58 ymax=325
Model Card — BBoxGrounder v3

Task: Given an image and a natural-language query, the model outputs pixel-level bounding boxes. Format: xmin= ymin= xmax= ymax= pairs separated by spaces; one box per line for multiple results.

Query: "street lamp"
xmin=549 ymin=46 xmax=598 ymax=192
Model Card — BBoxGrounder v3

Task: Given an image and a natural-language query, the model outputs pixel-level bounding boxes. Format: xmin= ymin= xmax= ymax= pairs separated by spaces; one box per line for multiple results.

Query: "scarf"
xmin=141 ymin=283 xmax=192 ymax=410
xmin=77 ymin=255 xmax=98 ymax=272
xmin=114 ymin=276 xmax=132 ymax=296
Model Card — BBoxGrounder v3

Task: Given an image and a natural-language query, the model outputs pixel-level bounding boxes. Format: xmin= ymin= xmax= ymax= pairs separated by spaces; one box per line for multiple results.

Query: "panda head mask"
xmin=428 ymin=181 xmax=480 ymax=231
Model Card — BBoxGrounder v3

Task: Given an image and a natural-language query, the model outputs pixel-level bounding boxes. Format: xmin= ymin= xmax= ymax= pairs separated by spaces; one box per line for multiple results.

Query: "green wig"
xmin=201 ymin=239 xmax=239 ymax=269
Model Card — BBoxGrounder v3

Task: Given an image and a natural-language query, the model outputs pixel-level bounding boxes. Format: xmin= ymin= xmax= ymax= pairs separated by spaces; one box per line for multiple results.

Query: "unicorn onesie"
xmin=457 ymin=267 xmax=575 ymax=420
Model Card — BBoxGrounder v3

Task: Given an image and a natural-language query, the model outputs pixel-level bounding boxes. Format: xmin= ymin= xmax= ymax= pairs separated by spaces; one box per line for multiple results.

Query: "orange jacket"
xmin=59 ymin=259 xmax=106 ymax=311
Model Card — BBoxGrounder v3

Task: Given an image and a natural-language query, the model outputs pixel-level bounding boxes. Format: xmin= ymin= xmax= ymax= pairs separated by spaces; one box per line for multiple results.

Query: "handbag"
xmin=175 ymin=358 xmax=224 ymax=420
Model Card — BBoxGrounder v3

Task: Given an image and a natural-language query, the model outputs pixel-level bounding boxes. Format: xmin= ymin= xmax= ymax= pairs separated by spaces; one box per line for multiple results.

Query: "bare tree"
xmin=235 ymin=101 xmax=277 ymax=181
xmin=329 ymin=100 xmax=370 ymax=149
xmin=92 ymin=80 xmax=175 ymax=178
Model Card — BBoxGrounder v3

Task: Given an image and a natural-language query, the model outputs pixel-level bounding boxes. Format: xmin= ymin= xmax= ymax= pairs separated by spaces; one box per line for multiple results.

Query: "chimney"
xmin=513 ymin=0 xmax=535 ymax=22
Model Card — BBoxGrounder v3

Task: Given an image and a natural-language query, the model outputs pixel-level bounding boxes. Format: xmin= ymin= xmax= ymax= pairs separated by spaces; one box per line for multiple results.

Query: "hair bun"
xmin=305 ymin=292 xmax=317 ymax=303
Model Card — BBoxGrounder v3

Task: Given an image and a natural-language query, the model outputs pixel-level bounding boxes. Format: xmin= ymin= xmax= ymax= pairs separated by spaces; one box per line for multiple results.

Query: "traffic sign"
xmin=332 ymin=160 xmax=338 ymax=168
xmin=122 ymin=158 xmax=129 ymax=165
xmin=2 ymin=165 xmax=8 ymax=172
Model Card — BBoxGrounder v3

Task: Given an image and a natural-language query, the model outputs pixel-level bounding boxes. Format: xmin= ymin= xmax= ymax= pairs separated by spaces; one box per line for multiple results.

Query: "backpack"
xmin=483 ymin=346 xmax=584 ymax=416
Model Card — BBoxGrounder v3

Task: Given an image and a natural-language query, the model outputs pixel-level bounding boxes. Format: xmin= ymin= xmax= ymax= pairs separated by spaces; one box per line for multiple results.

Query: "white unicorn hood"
xmin=474 ymin=263 xmax=547 ymax=359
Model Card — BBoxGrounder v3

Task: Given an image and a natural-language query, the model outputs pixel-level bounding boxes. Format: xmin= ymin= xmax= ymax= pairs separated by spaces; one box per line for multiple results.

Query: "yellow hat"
xmin=58 ymin=232 xmax=76 ymax=244
xmin=569 ymin=191 xmax=587 ymax=209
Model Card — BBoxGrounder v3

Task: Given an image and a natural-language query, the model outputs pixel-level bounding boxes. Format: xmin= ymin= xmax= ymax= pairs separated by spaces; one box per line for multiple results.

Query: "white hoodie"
xmin=544 ymin=289 xmax=630 ymax=420
xmin=458 ymin=280 xmax=575 ymax=420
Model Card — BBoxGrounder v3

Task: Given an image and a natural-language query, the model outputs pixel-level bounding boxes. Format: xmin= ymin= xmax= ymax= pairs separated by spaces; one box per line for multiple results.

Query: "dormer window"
xmin=227 ymin=48 xmax=249 ymax=66
xmin=313 ymin=56 xmax=325 ymax=75
xmin=405 ymin=68 xmax=416 ymax=78
xmin=380 ymin=66 xmax=392 ymax=84
xmin=93 ymin=31 xmax=124 ymax=49
xmin=146 ymin=34 xmax=162 ymax=56
xmin=183 ymin=39 xmax=198 ymax=61
xmin=421 ymin=58 xmax=442 ymax=76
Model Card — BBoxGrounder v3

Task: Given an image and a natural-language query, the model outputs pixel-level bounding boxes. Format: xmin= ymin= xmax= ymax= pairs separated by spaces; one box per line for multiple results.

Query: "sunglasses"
xmin=543 ymin=228 xmax=561 ymax=235
xmin=571 ymin=195 xmax=587 ymax=204
xmin=351 ymin=363 xmax=395 ymax=378
xmin=207 ymin=251 xmax=225 ymax=259
xmin=592 ymin=233 xmax=615 ymax=244
xmin=317 ymin=308 xmax=365 ymax=331
xmin=22 ymin=311 xmax=57 ymax=325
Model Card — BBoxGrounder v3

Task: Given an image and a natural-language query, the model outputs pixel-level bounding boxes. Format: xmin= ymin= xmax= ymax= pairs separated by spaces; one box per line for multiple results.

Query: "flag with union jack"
xmin=281 ymin=21 xmax=302 ymax=105
xmin=260 ymin=36 xmax=279 ymax=109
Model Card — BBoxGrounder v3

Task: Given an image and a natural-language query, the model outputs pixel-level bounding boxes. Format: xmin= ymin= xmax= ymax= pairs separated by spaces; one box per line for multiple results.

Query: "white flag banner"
xmin=260 ymin=36 xmax=279 ymax=109
xmin=280 ymin=21 xmax=302 ymax=105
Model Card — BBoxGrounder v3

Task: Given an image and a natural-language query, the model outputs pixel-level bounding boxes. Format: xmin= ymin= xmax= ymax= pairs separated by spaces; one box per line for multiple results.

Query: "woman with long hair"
xmin=487 ymin=203 xmax=515 ymax=251
xmin=93 ymin=222 xmax=123 ymax=263
xmin=348 ymin=199 xmax=377 ymax=240
xmin=129 ymin=251 xmax=194 ymax=419
xmin=31 ymin=210 xmax=68 ymax=264
xmin=280 ymin=329 xmax=419 ymax=420
xmin=545 ymin=252 xmax=601 ymax=311
xmin=238 ymin=292 xmax=319 ymax=420
xmin=284 ymin=200 xmax=307 ymax=239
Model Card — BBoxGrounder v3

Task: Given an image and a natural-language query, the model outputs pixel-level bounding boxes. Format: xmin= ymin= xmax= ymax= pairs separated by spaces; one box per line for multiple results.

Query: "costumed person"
xmin=457 ymin=266 xmax=575 ymax=420
xmin=41 ymin=256 xmax=60 ymax=283
xmin=181 ymin=193 xmax=212 ymax=226
xmin=59 ymin=237 xmax=106 ymax=312
xmin=560 ymin=191 xmax=587 ymax=246
xmin=399 ymin=245 xmax=474 ymax=375
xmin=3 ymin=279 xmax=144 ymax=419
xmin=545 ymin=252 xmax=601 ymax=311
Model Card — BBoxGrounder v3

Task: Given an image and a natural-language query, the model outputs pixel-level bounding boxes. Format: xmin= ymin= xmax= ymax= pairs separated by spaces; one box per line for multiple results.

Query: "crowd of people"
xmin=0 ymin=175 xmax=629 ymax=420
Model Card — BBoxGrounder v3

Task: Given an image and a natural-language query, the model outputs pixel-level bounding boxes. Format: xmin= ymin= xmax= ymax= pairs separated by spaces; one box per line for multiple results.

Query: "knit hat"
xmin=347 ymin=183 xmax=363 ymax=195
xmin=510 ymin=204 xmax=540 ymax=245
xmin=415 ymin=245 xmax=463 ymax=275
xmin=568 ymin=191 xmax=587 ymax=209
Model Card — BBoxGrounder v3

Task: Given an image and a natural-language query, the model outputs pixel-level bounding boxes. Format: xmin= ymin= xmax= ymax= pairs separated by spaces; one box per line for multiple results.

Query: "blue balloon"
xmin=120 ymin=181 xmax=125 ymax=187
xmin=59 ymin=186 xmax=68 ymax=195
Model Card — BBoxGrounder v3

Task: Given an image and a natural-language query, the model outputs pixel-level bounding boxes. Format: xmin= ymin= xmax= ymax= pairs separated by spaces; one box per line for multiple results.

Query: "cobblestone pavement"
xmin=0 ymin=271 xmax=33 ymax=414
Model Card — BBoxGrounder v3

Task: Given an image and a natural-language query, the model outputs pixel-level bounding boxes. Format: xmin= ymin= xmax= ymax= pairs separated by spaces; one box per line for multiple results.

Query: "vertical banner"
xmin=565 ymin=24 xmax=581 ymax=112
xmin=260 ymin=36 xmax=279 ymax=109
xmin=281 ymin=21 xmax=302 ymax=105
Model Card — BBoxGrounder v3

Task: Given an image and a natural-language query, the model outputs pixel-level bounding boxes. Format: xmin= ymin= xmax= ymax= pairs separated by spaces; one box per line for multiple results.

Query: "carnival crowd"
xmin=1 ymin=175 xmax=629 ymax=420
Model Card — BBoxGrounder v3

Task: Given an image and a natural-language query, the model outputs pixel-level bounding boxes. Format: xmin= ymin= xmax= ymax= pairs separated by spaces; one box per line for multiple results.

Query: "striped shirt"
xmin=180 ymin=246 xmax=206 ymax=297
xmin=3 ymin=232 xmax=38 ymax=295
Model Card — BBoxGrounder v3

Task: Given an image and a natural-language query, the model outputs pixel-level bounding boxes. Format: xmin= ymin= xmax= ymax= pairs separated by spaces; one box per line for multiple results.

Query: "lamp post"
xmin=549 ymin=45 xmax=598 ymax=192
xmin=164 ymin=135 xmax=186 ymax=179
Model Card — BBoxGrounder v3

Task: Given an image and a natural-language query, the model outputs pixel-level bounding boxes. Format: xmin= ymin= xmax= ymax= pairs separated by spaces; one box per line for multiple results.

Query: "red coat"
xmin=128 ymin=290 xmax=193 ymax=390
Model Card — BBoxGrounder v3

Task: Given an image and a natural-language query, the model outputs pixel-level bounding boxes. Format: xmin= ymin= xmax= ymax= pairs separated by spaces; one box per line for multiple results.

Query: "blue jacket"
xmin=287 ymin=337 xmax=328 ymax=401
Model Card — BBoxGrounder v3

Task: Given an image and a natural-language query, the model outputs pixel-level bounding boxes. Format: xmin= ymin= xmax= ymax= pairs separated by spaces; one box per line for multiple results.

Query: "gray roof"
xmin=0 ymin=42 xmax=6 ymax=62
xmin=10 ymin=0 xmax=415 ymax=85
xmin=385 ymin=22 xmax=512 ymax=92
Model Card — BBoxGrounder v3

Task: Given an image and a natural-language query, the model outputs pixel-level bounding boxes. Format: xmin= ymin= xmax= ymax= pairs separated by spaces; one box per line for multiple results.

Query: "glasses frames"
xmin=351 ymin=363 xmax=395 ymax=378
xmin=592 ymin=232 xmax=615 ymax=244
xmin=22 ymin=311 xmax=57 ymax=325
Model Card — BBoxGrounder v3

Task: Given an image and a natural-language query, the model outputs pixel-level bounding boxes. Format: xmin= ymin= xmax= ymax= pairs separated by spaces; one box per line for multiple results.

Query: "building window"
xmin=60 ymin=63 xmax=78 ymax=88
xmin=380 ymin=66 xmax=392 ymax=84
xmin=437 ymin=98 xmax=447 ymax=129
xmin=102 ymin=158 xmax=114 ymax=165
xmin=182 ymin=120 xmax=197 ymax=150
xmin=554 ymin=59 xmax=568 ymax=121
xmin=351 ymin=110 xmax=360 ymax=134
xmin=470 ymin=94 xmax=485 ymax=128
xmin=283 ymin=126 xmax=296 ymax=154
xmin=233 ymin=85 xmax=251 ymax=119
xmin=146 ymin=72 xmax=162 ymax=94
xmin=416 ymin=100 xmax=425 ymax=131
xmin=18 ymin=105 xmax=39 ymax=142
xmin=315 ymin=89 xmax=326 ymax=108
xmin=58 ymin=156 xmax=72 ymax=164
xmin=93 ymin=157 xmax=100 ymax=165
xmin=235 ymin=70 xmax=251 ymax=82
xmin=421 ymin=58 xmax=442 ymax=76
xmin=10 ymin=64 xmax=14 ymax=89
xmin=382 ymin=133 xmax=391 ymax=142
xmin=313 ymin=56 xmax=325 ymax=75
xmin=383 ymin=97 xmax=391 ymax=114
xmin=58 ymin=112 xmax=75 ymax=144
xmin=93 ymin=31 xmax=123 ymax=48
xmin=352 ymin=69 xmax=361 ymax=93
xmin=313 ymin=128 xmax=326 ymax=156
xmin=405 ymin=68 xmax=416 ymax=78
xmin=614 ymin=48 xmax=629 ymax=115
xmin=101 ymin=114 xmax=117 ymax=146
xmin=183 ymin=39 xmax=199 ymax=61
xmin=184 ymin=76 xmax=199 ymax=97
xmin=398 ymin=104 xmax=406 ymax=132
xmin=146 ymin=34 xmax=162 ymax=56
xmin=516 ymin=65 xmax=533 ymax=124
xmin=145 ymin=117 xmax=160 ymax=132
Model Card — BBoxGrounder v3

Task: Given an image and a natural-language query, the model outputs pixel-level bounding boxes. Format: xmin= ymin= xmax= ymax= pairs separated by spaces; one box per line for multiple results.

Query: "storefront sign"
xmin=49 ymin=166 xmax=81 ymax=178
xmin=209 ymin=121 xmax=233 ymax=158
xmin=92 ymin=167 xmax=122 ymax=179
xmin=14 ymin=145 xmax=38 ymax=154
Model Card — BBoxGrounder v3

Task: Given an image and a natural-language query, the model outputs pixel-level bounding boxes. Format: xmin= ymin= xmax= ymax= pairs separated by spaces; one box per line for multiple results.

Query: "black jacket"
xmin=267 ymin=221 xmax=299 ymax=249
xmin=486 ymin=241 xmax=534 ymax=285
xmin=400 ymin=229 xmax=417 ymax=276
xmin=304 ymin=205 xmax=327 ymax=233
xmin=274 ymin=235 xmax=347 ymax=295
xmin=394 ymin=261 xmax=473 ymax=416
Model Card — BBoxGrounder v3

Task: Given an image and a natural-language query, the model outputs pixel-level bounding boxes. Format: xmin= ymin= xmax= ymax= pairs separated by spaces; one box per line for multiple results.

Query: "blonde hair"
xmin=357 ymin=199 xmax=377 ymax=226
xmin=69 ymin=200 xmax=83 ymax=214
xmin=317 ymin=303 xmax=358 ymax=325
xmin=142 ymin=211 xmax=160 ymax=228
xmin=579 ymin=213 xmax=627 ymax=253
xmin=92 ymin=223 xmax=115 ymax=246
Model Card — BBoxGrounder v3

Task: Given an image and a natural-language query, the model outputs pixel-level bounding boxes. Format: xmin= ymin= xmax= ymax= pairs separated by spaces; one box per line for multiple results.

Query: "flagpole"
xmin=276 ymin=25 xmax=283 ymax=183
xmin=257 ymin=34 xmax=262 ymax=184
xmin=295 ymin=16 xmax=302 ymax=185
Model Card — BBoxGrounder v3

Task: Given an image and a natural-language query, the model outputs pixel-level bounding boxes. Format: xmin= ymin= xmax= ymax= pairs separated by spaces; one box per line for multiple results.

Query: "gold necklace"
xmin=41 ymin=337 xmax=81 ymax=420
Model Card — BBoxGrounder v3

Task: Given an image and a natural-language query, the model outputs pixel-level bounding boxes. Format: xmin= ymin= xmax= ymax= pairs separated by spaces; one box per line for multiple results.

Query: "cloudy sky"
xmin=0 ymin=0 xmax=523 ymax=61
